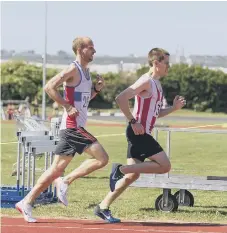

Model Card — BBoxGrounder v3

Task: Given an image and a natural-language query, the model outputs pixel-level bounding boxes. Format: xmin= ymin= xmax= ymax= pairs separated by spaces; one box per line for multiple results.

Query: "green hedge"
xmin=1 ymin=61 xmax=227 ymax=112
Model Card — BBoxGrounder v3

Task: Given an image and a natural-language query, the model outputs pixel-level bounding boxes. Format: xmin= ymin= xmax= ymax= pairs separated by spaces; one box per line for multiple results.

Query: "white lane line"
xmin=0 ymin=133 xmax=125 ymax=145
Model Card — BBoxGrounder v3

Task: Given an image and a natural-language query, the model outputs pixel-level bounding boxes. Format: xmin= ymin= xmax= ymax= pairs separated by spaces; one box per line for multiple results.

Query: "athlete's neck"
xmin=75 ymin=56 xmax=88 ymax=70
xmin=149 ymin=68 xmax=160 ymax=80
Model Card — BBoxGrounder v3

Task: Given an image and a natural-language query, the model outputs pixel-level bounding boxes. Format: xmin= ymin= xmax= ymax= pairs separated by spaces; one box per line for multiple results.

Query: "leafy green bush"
xmin=1 ymin=61 xmax=227 ymax=112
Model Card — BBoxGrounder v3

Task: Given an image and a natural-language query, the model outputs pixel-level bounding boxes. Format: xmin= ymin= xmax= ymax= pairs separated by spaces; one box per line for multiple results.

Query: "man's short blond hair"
xmin=148 ymin=48 xmax=170 ymax=67
xmin=72 ymin=37 xmax=92 ymax=55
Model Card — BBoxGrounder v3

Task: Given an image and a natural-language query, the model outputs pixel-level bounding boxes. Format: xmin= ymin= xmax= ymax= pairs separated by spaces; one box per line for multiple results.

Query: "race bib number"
xmin=154 ymin=101 xmax=162 ymax=117
xmin=82 ymin=92 xmax=90 ymax=109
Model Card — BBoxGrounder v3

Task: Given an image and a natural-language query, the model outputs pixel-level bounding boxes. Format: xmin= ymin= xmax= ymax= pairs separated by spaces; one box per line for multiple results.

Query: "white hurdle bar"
xmin=27 ymin=140 xmax=58 ymax=190
xmin=16 ymin=131 xmax=49 ymax=192
xmin=17 ymin=131 xmax=57 ymax=196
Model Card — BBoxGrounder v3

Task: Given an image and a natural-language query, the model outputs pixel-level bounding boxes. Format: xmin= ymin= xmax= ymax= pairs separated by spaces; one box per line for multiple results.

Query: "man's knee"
xmin=97 ymin=152 xmax=109 ymax=168
xmin=86 ymin=142 xmax=109 ymax=168
xmin=152 ymin=152 xmax=171 ymax=174
xmin=161 ymin=160 xmax=171 ymax=173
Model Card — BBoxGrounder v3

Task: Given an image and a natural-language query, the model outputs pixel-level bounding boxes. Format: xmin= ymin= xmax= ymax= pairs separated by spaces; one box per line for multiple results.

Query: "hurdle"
xmin=1 ymin=116 xmax=61 ymax=208
xmin=130 ymin=127 xmax=227 ymax=212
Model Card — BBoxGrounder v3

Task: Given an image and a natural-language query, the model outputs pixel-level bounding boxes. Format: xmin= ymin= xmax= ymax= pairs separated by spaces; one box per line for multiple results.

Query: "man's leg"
xmin=120 ymin=151 xmax=171 ymax=174
xmin=63 ymin=141 xmax=109 ymax=184
xmin=110 ymin=151 xmax=171 ymax=192
xmin=25 ymin=155 xmax=72 ymax=204
xmin=94 ymin=158 xmax=141 ymax=223
xmin=100 ymin=158 xmax=141 ymax=208
xmin=16 ymin=155 xmax=72 ymax=222
xmin=109 ymin=126 xmax=172 ymax=192
xmin=54 ymin=127 xmax=109 ymax=206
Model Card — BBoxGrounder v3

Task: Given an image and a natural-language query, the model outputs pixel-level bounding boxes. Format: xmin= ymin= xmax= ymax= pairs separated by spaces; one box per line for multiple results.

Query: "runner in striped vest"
xmin=95 ymin=48 xmax=186 ymax=223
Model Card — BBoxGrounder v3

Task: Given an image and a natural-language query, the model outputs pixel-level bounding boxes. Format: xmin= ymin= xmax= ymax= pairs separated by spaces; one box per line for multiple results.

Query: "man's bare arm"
xmin=44 ymin=64 xmax=79 ymax=110
xmin=115 ymin=77 xmax=150 ymax=121
xmin=158 ymin=96 xmax=186 ymax=118
xmin=158 ymin=106 xmax=176 ymax=118
xmin=90 ymin=87 xmax=98 ymax=100
xmin=90 ymin=75 xmax=104 ymax=100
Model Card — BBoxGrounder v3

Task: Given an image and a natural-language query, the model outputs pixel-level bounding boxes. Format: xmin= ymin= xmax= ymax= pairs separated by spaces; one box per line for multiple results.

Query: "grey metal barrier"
xmin=130 ymin=127 xmax=227 ymax=212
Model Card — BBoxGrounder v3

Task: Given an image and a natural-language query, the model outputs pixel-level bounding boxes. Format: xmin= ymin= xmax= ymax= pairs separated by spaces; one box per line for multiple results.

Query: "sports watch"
xmin=94 ymin=85 xmax=101 ymax=93
xmin=129 ymin=118 xmax=137 ymax=124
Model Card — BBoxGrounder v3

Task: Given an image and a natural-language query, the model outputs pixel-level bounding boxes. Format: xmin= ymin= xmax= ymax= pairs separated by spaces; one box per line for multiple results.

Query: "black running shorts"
xmin=126 ymin=124 xmax=163 ymax=162
xmin=54 ymin=127 xmax=97 ymax=156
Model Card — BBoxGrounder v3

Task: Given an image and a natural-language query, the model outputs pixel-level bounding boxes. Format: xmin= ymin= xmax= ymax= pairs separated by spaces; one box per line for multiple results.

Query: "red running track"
xmin=1 ymin=217 xmax=227 ymax=233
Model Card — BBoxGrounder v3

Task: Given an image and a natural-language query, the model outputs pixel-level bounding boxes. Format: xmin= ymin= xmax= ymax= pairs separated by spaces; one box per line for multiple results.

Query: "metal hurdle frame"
xmin=1 ymin=116 xmax=61 ymax=208
xmin=26 ymin=139 xmax=58 ymax=204
xmin=16 ymin=131 xmax=50 ymax=194
xmin=130 ymin=127 xmax=227 ymax=212
xmin=13 ymin=116 xmax=61 ymax=174
xmin=15 ymin=116 xmax=60 ymax=203
xmin=17 ymin=132 xmax=57 ymax=196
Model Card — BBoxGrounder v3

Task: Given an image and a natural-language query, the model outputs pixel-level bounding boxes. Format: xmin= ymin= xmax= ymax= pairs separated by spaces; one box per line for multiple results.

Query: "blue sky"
xmin=1 ymin=1 xmax=227 ymax=56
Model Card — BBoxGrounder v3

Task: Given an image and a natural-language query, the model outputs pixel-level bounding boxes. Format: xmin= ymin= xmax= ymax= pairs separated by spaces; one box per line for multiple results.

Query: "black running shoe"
xmin=94 ymin=205 xmax=121 ymax=223
xmin=109 ymin=163 xmax=125 ymax=192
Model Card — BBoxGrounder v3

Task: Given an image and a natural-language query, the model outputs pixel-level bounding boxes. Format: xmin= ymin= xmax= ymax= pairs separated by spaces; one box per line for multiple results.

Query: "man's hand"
xmin=94 ymin=74 xmax=105 ymax=92
xmin=131 ymin=123 xmax=145 ymax=135
xmin=64 ymin=105 xmax=79 ymax=117
xmin=173 ymin=95 xmax=186 ymax=110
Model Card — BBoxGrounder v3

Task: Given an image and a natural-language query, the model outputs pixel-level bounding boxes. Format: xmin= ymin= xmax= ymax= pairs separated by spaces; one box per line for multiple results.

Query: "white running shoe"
xmin=55 ymin=177 xmax=69 ymax=206
xmin=15 ymin=200 xmax=37 ymax=223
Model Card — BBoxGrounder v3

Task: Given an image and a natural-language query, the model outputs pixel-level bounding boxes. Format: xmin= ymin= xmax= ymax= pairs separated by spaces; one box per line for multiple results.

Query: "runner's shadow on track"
xmin=34 ymin=221 xmax=226 ymax=227
xmin=33 ymin=218 xmax=226 ymax=227
xmin=83 ymin=221 xmax=227 ymax=227
xmin=35 ymin=220 xmax=112 ymax=224
xmin=121 ymin=222 xmax=227 ymax=227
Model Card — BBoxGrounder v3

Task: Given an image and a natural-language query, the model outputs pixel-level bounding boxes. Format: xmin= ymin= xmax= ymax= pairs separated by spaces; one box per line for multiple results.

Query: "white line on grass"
xmin=0 ymin=141 xmax=17 ymax=145
xmin=96 ymin=133 xmax=125 ymax=138
xmin=186 ymin=123 xmax=225 ymax=129
xmin=0 ymin=133 xmax=125 ymax=145
xmin=2 ymin=123 xmax=225 ymax=145
xmin=1 ymin=124 xmax=225 ymax=145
